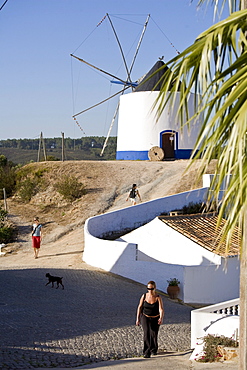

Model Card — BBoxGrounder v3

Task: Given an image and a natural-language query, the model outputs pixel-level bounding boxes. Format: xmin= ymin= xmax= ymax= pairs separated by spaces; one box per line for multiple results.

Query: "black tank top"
xmin=143 ymin=294 xmax=160 ymax=316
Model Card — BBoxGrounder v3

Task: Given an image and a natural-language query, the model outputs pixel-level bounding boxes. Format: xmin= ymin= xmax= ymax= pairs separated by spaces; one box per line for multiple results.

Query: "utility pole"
xmin=37 ymin=133 xmax=42 ymax=162
xmin=37 ymin=132 xmax=47 ymax=162
xmin=42 ymin=133 xmax=47 ymax=161
xmin=61 ymin=132 xmax=65 ymax=162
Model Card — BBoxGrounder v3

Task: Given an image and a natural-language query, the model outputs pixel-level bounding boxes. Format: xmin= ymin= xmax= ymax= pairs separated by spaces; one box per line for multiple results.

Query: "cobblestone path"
xmin=0 ymin=267 xmax=192 ymax=369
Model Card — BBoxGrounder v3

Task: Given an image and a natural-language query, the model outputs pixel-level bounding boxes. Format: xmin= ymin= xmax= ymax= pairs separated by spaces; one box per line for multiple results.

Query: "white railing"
xmin=191 ymin=298 xmax=239 ymax=348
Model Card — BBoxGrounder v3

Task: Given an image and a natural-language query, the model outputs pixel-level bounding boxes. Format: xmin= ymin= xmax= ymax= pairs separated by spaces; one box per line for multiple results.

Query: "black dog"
xmin=45 ymin=273 xmax=64 ymax=289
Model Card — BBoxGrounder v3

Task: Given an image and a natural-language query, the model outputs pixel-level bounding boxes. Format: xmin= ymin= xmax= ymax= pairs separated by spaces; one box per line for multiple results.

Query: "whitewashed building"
xmin=116 ymin=61 xmax=202 ymax=160
xmin=83 ymin=179 xmax=240 ymax=304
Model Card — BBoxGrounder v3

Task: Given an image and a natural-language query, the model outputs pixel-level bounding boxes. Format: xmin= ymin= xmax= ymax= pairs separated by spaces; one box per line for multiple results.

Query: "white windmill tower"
xmin=71 ymin=13 xmax=150 ymax=155
xmin=71 ymin=14 xmax=202 ymax=160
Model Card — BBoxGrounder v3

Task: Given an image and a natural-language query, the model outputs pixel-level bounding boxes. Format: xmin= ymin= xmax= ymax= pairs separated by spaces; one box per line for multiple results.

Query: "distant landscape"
xmin=0 ymin=136 xmax=117 ymax=164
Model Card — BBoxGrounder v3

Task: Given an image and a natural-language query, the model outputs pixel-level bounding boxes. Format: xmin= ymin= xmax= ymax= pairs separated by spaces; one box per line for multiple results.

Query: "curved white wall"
xmin=116 ymin=91 xmax=202 ymax=160
xmin=83 ymin=182 xmax=239 ymax=304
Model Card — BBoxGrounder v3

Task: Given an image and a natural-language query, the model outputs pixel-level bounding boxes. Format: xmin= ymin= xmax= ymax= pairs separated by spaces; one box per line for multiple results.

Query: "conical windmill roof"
xmin=135 ymin=60 xmax=179 ymax=92
xmin=134 ymin=60 xmax=168 ymax=92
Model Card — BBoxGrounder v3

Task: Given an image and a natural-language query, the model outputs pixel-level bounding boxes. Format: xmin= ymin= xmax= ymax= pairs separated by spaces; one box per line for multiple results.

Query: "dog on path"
xmin=45 ymin=273 xmax=64 ymax=289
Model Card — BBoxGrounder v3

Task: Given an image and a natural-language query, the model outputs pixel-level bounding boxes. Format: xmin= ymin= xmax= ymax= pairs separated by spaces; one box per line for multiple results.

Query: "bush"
xmin=0 ymin=226 xmax=16 ymax=243
xmin=46 ymin=155 xmax=60 ymax=161
xmin=198 ymin=334 xmax=238 ymax=362
xmin=16 ymin=167 xmax=47 ymax=202
xmin=18 ymin=178 xmax=38 ymax=202
xmin=55 ymin=175 xmax=86 ymax=201
xmin=182 ymin=202 xmax=205 ymax=214
xmin=0 ymin=206 xmax=16 ymax=243
xmin=0 ymin=156 xmax=17 ymax=198
xmin=0 ymin=207 xmax=7 ymax=227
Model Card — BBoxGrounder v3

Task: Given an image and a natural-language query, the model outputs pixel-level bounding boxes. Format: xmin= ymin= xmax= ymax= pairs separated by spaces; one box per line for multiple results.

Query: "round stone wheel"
xmin=148 ymin=146 xmax=164 ymax=161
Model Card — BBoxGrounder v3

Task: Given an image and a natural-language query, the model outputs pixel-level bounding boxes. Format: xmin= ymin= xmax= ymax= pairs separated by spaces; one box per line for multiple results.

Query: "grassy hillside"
xmin=5 ymin=159 xmax=217 ymax=255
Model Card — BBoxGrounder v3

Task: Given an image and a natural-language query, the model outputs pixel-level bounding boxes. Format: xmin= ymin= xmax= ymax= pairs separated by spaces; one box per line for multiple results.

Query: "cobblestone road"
xmin=0 ymin=266 xmax=192 ymax=369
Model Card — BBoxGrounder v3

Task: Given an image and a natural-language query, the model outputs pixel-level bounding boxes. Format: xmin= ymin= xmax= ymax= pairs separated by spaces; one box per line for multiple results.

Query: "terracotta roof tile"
xmin=158 ymin=213 xmax=240 ymax=257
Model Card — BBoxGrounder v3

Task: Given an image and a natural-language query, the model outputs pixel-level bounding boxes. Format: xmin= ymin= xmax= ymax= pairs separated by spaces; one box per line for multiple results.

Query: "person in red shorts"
xmin=31 ymin=217 xmax=42 ymax=259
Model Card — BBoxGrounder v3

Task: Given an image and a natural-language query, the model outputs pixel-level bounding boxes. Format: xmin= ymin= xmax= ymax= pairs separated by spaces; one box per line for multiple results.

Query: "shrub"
xmin=46 ymin=155 xmax=60 ymax=161
xmin=16 ymin=166 xmax=48 ymax=202
xmin=0 ymin=207 xmax=7 ymax=227
xmin=18 ymin=178 xmax=38 ymax=202
xmin=182 ymin=202 xmax=205 ymax=214
xmin=198 ymin=334 xmax=238 ymax=362
xmin=0 ymin=225 xmax=16 ymax=243
xmin=0 ymin=157 xmax=17 ymax=198
xmin=55 ymin=175 xmax=86 ymax=201
xmin=0 ymin=206 xmax=16 ymax=243
xmin=167 ymin=277 xmax=180 ymax=286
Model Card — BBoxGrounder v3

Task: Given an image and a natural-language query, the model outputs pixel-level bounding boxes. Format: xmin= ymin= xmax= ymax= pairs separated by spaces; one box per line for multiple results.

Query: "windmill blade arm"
xmin=100 ymin=101 xmax=120 ymax=156
xmin=70 ymin=54 xmax=128 ymax=85
xmin=129 ymin=14 xmax=150 ymax=75
xmin=72 ymin=85 xmax=130 ymax=118
xmin=111 ymin=80 xmax=138 ymax=87
xmin=106 ymin=13 xmax=131 ymax=83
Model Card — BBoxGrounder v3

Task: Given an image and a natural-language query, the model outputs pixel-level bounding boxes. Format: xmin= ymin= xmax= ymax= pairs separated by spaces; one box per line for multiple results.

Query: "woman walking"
xmin=31 ymin=217 xmax=42 ymax=259
xmin=136 ymin=281 xmax=164 ymax=358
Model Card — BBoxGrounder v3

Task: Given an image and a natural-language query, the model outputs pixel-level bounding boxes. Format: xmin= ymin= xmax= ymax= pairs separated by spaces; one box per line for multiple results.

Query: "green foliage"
xmin=155 ymin=4 xmax=247 ymax=251
xmin=0 ymin=206 xmax=16 ymax=243
xmin=0 ymin=207 xmax=7 ymax=227
xmin=0 ymin=154 xmax=7 ymax=167
xmin=46 ymin=155 xmax=60 ymax=161
xmin=0 ymin=136 xmax=117 ymax=164
xmin=55 ymin=175 xmax=86 ymax=201
xmin=16 ymin=167 xmax=47 ymax=203
xmin=0 ymin=155 xmax=17 ymax=198
xmin=18 ymin=178 xmax=38 ymax=202
xmin=167 ymin=278 xmax=180 ymax=286
xmin=181 ymin=202 xmax=205 ymax=214
xmin=198 ymin=334 xmax=238 ymax=362
xmin=0 ymin=226 xmax=15 ymax=243
xmin=33 ymin=168 xmax=47 ymax=178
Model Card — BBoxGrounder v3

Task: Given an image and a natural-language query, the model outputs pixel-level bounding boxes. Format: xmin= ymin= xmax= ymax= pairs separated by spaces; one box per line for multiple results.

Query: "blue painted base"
xmin=174 ymin=149 xmax=193 ymax=159
xmin=116 ymin=151 xmax=149 ymax=160
xmin=116 ymin=149 xmax=193 ymax=160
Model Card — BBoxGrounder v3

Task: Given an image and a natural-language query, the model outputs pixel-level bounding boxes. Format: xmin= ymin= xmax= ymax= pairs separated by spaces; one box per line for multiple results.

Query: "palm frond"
xmin=156 ymin=8 xmax=247 ymax=252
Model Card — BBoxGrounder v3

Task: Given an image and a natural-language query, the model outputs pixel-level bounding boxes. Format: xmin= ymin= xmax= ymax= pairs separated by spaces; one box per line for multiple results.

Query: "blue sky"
xmin=0 ymin=0 xmax=227 ymax=140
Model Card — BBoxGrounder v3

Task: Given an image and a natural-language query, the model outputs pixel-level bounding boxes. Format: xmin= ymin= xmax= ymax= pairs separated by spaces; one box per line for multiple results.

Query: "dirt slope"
xmin=3 ymin=159 xmax=216 ymax=268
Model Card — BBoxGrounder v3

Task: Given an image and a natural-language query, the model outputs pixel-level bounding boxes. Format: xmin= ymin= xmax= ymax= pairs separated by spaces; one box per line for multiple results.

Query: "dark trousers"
xmin=142 ymin=315 xmax=160 ymax=355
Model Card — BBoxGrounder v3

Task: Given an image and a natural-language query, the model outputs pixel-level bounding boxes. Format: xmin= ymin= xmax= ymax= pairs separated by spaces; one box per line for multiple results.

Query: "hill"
xmin=4 ymin=159 xmax=217 ymax=266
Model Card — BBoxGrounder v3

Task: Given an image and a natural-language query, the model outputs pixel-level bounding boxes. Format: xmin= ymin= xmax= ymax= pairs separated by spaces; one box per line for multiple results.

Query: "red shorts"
xmin=32 ymin=236 xmax=41 ymax=249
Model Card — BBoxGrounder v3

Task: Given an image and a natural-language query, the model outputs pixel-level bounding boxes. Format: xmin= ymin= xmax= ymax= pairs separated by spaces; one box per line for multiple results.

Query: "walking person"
xmin=126 ymin=184 xmax=142 ymax=205
xmin=31 ymin=217 xmax=42 ymax=259
xmin=136 ymin=281 xmax=164 ymax=358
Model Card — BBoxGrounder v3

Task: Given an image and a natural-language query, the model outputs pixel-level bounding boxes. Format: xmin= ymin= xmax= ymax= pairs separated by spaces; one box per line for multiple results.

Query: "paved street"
xmin=0 ymin=265 xmax=192 ymax=369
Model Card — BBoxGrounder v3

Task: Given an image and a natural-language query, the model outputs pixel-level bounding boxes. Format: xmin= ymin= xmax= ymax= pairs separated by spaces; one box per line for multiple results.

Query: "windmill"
xmin=70 ymin=13 xmax=150 ymax=156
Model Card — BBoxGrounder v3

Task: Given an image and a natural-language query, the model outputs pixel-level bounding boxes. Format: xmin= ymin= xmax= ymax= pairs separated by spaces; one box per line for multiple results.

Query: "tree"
xmin=155 ymin=1 xmax=247 ymax=368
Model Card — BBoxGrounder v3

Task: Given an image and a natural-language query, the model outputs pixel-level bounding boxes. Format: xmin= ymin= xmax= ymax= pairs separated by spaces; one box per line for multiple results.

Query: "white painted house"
xmin=83 ymin=177 xmax=240 ymax=304
xmin=116 ymin=61 xmax=202 ymax=160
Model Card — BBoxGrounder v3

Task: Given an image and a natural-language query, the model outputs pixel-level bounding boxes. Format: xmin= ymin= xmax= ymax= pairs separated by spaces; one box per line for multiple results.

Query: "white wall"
xmin=184 ymin=258 xmax=239 ymax=304
xmin=191 ymin=298 xmax=240 ymax=348
xmin=86 ymin=187 xmax=207 ymax=238
xmin=119 ymin=217 xmax=222 ymax=266
xmin=84 ymin=226 xmax=185 ymax=295
xmin=84 ymin=186 xmax=240 ymax=304
xmin=116 ymin=91 xmax=201 ymax=152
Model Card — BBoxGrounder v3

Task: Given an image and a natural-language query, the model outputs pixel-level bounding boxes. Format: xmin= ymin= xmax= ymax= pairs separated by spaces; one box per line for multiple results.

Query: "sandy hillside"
xmin=2 ymin=159 xmax=216 ymax=268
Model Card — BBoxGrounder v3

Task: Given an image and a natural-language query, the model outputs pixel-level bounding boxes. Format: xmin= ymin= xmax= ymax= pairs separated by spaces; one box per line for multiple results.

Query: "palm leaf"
xmin=156 ymin=9 xmax=247 ymax=252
